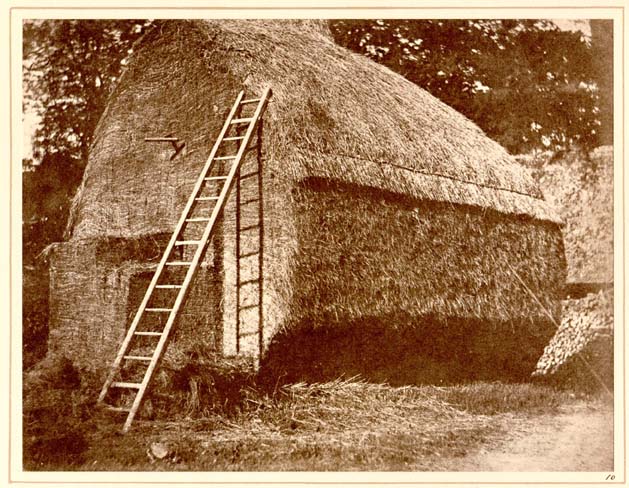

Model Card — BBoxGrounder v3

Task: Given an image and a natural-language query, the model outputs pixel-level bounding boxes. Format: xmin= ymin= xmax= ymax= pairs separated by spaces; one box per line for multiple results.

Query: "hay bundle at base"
xmin=48 ymin=19 xmax=566 ymax=384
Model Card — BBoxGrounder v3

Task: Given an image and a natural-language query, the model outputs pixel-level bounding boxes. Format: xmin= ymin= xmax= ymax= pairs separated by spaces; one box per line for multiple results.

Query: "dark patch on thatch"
xmin=258 ymin=315 xmax=555 ymax=386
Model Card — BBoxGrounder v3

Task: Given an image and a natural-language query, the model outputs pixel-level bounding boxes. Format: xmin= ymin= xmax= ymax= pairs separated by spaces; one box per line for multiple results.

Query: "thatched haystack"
xmin=48 ymin=20 xmax=566 ymax=384
xmin=518 ymin=146 xmax=613 ymax=284
xmin=525 ymin=146 xmax=614 ymax=387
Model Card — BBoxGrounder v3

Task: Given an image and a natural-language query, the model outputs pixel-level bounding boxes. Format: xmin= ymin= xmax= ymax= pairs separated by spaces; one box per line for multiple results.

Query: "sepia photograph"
xmin=10 ymin=4 xmax=621 ymax=483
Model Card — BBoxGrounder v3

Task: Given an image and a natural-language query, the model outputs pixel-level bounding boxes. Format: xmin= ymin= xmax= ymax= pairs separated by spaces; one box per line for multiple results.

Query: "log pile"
xmin=534 ymin=289 xmax=613 ymax=388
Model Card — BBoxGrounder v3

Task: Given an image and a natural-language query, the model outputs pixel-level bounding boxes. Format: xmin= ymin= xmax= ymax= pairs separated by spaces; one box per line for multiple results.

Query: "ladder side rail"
xmin=235 ymin=166 xmax=242 ymax=353
xmin=256 ymin=119 xmax=265 ymax=360
xmin=231 ymin=87 xmax=271 ymax=171
xmin=121 ymin=90 xmax=271 ymax=432
xmin=99 ymin=90 xmax=246 ymax=404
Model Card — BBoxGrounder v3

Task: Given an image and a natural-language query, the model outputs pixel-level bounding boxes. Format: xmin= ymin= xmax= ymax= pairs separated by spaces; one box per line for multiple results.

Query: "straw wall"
xmin=257 ymin=178 xmax=566 ymax=382
xmin=49 ymin=235 xmax=223 ymax=373
xmin=290 ymin=178 xmax=565 ymax=325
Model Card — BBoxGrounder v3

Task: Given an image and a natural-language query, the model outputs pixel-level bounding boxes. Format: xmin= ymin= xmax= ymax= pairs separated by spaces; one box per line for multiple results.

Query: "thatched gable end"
xmin=67 ymin=19 xmax=560 ymax=241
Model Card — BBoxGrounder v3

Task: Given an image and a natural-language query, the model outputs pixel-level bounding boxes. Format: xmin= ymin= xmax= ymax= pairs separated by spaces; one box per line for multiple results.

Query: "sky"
xmin=553 ymin=19 xmax=591 ymax=36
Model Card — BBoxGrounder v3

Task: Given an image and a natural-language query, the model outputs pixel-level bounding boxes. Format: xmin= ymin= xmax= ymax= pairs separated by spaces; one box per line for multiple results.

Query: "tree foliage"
xmin=23 ymin=20 xmax=150 ymax=163
xmin=22 ymin=19 xmax=612 ymax=261
xmin=330 ymin=19 xmax=606 ymax=154
xmin=22 ymin=20 xmax=150 ymax=261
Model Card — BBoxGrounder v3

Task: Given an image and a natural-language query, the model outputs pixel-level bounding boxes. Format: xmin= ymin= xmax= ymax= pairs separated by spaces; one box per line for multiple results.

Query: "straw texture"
xmin=66 ymin=19 xmax=560 ymax=240
xmin=48 ymin=20 xmax=566 ymax=376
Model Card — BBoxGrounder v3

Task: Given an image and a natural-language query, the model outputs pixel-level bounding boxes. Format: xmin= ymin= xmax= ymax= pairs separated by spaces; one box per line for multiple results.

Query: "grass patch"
xmin=77 ymin=379 xmax=501 ymax=471
xmin=425 ymin=382 xmax=588 ymax=416
xmin=23 ymin=357 xmax=96 ymax=470
xmin=24 ymin=377 xmax=599 ymax=471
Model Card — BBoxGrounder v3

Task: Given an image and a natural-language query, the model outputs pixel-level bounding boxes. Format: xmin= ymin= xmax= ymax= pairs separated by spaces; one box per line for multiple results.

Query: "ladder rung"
xmin=214 ymin=156 xmax=238 ymax=161
xmin=185 ymin=217 xmax=210 ymax=223
xmin=195 ymin=196 xmax=220 ymax=201
xmin=238 ymin=330 xmax=260 ymax=337
xmin=134 ymin=331 xmax=163 ymax=336
xmin=240 ymin=172 xmax=258 ymax=180
xmin=155 ymin=285 xmax=182 ymax=289
xmin=104 ymin=405 xmax=132 ymax=412
xmin=239 ymin=251 xmax=260 ymax=259
xmin=223 ymin=136 xmax=245 ymax=141
xmin=241 ymin=198 xmax=260 ymax=205
xmin=165 ymin=261 xmax=192 ymax=266
xmin=175 ymin=240 xmax=201 ymax=246
xmin=145 ymin=308 xmax=173 ymax=312
xmin=124 ymin=355 xmax=153 ymax=362
xmin=240 ymin=224 xmax=260 ymax=232
xmin=239 ymin=278 xmax=260 ymax=286
xmin=239 ymin=303 xmax=260 ymax=311
xmin=241 ymin=98 xmax=261 ymax=105
xmin=111 ymin=382 xmax=142 ymax=389
xmin=230 ymin=118 xmax=254 ymax=125
xmin=204 ymin=176 xmax=228 ymax=181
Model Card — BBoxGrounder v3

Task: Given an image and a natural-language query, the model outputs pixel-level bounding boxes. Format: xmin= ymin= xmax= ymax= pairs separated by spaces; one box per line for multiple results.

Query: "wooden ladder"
xmin=98 ymin=88 xmax=272 ymax=433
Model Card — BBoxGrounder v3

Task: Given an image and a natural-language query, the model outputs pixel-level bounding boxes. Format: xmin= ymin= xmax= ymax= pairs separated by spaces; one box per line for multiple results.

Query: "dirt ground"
xmin=444 ymin=402 xmax=614 ymax=472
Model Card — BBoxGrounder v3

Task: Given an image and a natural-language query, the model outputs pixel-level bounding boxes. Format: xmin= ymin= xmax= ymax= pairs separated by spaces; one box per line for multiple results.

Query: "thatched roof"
xmin=66 ymin=19 xmax=560 ymax=240
xmin=519 ymin=146 xmax=613 ymax=283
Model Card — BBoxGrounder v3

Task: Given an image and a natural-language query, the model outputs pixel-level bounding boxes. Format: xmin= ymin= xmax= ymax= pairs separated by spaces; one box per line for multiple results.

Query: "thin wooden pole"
xmin=256 ymin=119 xmax=265 ymax=361
xmin=235 ymin=157 xmax=242 ymax=354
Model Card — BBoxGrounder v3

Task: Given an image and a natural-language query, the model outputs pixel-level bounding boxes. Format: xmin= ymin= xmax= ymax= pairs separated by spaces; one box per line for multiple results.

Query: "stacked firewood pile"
xmin=522 ymin=147 xmax=614 ymax=390
xmin=534 ymin=289 xmax=613 ymax=388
